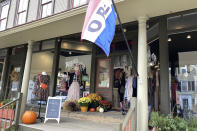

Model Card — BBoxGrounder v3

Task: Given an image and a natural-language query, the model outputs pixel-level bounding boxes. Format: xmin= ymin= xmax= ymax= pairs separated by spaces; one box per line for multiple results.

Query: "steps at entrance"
xmin=19 ymin=111 xmax=124 ymax=131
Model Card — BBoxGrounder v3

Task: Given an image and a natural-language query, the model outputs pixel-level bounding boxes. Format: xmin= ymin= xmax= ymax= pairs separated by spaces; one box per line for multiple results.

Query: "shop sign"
xmin=44 ymin=97 xmax=62 ymax=123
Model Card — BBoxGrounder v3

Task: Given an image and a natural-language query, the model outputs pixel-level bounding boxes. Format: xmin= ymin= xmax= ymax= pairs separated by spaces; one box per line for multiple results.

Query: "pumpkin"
xmin=96 ymin=107 xmax=100 ymax=112
xmin=22 ymin=111 xmax=37 ymax=124
xmin=99 ymin=108 xmax=104 ymax=113
xmin=89 ymin=108 xmax=95 ymax=112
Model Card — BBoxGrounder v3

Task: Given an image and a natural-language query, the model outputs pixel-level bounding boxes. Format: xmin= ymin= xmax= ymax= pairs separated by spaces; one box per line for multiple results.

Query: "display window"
xmin=56 ymin=50 xmax=91 ymax=103
xmin=27 ymin=51 xmax=54 ymax=105
xmin=168 ymin=32 xmax=197 ymax=119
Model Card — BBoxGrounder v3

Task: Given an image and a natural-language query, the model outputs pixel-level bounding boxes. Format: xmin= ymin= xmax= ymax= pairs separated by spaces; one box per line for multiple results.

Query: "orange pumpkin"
xmin=89 ymin=108 xmax=95 ymax=112
xmin=22 ymin=111 xmax=37 ymax=124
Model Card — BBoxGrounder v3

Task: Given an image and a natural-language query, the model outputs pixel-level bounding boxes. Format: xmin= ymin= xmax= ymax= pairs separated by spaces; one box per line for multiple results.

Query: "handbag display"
xmin=39 ymin=75 xmax=48 ymax=90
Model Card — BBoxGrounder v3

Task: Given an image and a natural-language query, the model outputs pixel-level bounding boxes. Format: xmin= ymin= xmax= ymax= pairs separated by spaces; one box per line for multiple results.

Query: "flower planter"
xmin=80 ymin=106 xmax=88 ymax=112
xmin=0 ymin=109 xmax=15 ymax=120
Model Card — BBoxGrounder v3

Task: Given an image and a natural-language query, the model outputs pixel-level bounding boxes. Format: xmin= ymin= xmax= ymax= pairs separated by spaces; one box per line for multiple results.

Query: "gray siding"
xmin=7 ymin=0 xmax=17 ymax=29
xmin=54 ymin=0 xmax=70 ymax=14
xmin=27 ymin=0 xmax=39 ymax=22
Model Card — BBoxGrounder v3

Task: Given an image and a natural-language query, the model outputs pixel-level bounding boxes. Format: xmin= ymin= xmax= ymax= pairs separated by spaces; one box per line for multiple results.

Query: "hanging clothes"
xmin=124 ymin=76 xmax=133 ymax=102
xmin=148 ymin=78 xmax=154 ymax=107
xmin=33 ymin=74 xmax=50 ymax=101
xmin=132 ymin=77 xmax=137 ymax=97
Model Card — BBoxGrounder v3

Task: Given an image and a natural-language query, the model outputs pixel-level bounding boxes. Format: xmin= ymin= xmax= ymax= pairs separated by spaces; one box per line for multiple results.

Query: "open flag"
xmin=81 ymin=0 xmax=117 ymax=56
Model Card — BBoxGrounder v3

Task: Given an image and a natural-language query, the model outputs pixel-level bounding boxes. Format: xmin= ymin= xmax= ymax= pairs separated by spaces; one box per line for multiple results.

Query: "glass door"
xmin=96 ymin=58 xmax=112 ymax=102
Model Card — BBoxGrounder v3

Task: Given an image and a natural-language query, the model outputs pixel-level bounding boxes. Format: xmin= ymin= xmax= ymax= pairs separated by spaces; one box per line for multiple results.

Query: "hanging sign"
xmin=44 ymin=97 xmax=62 ymax=123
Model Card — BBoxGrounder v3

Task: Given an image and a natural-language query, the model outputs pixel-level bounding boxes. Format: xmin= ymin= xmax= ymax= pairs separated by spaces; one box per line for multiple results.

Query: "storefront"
xmin=20 ymin=21 xmax=139 ymax=110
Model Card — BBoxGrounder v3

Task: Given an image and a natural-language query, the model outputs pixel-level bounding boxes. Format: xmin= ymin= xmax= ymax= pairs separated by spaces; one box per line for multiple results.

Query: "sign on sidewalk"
xmin=44 ymin=97 xmax=62 ymax=123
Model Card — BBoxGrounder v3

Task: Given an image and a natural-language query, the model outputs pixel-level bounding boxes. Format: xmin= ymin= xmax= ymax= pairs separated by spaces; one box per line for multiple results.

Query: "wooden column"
xmin=90 ymin=44 xmax=97 ymax=93
xmin=20 ymin=41 xmax=33 ymax=117
xmin=49 ymin=38 xmax=61 ymax=96
xmin=159 ymin=16 xmax=170 ymax=115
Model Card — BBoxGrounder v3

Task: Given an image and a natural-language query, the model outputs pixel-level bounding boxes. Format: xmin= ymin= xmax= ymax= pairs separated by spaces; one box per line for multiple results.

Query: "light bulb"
xmin=187 ymin=35 xmax=191 ymax=39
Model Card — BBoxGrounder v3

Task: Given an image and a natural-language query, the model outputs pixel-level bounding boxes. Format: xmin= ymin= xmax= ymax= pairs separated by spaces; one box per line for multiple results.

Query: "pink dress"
xmin=67 ymin=81 xmax=80 ymax=101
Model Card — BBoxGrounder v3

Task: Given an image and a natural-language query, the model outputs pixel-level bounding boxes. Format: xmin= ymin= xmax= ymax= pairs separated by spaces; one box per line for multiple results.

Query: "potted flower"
xmin=63 ymin=100 xmax=79 ymax=112
xmin=78 ymin=97 xmax=92 ymax=112
xmin=87 ymin=93 xmax=102 ymax=109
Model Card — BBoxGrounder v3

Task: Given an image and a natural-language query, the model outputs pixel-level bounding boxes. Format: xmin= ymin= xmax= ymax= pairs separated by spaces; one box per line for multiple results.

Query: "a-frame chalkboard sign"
xmin=44 ymin=97 xmax=62 ymax=123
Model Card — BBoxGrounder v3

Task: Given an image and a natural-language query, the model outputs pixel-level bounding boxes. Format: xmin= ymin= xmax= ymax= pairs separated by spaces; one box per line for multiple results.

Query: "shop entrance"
xmin=4 ymin=46 xmax=26 ymax=99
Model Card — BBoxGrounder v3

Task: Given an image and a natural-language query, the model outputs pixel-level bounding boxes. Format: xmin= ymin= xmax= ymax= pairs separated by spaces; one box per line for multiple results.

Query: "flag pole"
xmin=112 ymin=0 xmax=138 ymax=76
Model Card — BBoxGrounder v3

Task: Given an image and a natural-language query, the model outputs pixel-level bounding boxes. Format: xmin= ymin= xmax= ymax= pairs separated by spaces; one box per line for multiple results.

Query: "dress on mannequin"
xmin=67 ymin=75 xmax=80 ymax=101
xmin=33 ymin=73 xmax=50 ymax=101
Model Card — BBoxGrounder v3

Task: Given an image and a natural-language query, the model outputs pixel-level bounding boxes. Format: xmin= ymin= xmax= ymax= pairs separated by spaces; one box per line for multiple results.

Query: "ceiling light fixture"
xmin=123 ymin=28 xmax=127 ymax=32
xmin=187 ymin=35 xmax=191 ymax=39
xmin=168 ymin=38 xmax=172 ymax=42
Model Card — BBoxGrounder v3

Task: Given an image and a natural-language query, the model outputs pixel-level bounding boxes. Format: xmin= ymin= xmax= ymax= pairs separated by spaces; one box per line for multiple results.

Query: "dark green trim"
xmin=49 ymin=38 xmax=61 ymax=96
xmin=159 ymin=16 xmax=170 ymax=115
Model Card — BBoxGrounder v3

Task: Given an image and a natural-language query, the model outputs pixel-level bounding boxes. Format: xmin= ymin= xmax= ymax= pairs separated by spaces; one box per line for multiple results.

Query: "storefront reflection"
xmin=175 ymin=64 xmax=197 ymax=119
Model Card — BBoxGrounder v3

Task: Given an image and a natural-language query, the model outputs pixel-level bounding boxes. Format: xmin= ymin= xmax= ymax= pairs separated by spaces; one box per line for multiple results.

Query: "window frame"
xmin=40 ymin=0 xmax=53 ymax=19
xmin=72 ymin=0 xmax=88 ymax=8
xmin=16 ymin=0 xmax=30 ymax=25
xmin=0 ymin=1 xmax=10 ymax=31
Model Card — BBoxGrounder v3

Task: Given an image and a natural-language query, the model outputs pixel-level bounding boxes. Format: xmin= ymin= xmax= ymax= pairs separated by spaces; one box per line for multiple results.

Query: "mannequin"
xmin=67 ymin=75 xmax=80 ymax=101
xmin=33 ymin=72 xmax=50 ymax=101
xmin=33 ymin=72 xmax=50 ymax=122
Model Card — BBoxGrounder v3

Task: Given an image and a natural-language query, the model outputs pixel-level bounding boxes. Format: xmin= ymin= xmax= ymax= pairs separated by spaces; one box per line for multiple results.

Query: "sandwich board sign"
xmin=44 ymin=97 xmax=62 ymax=123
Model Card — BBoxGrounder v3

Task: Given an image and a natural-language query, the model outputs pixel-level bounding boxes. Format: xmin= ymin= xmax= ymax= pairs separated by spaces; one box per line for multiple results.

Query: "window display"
xmin=56 ymin=52 xmax=91 ymax=102
xmin=27 ymin=51 xmax=54 ymax=105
